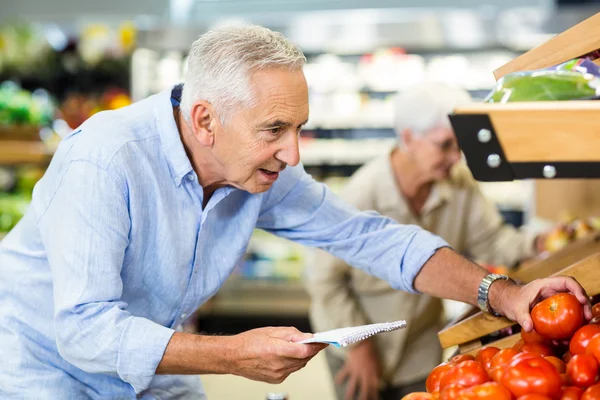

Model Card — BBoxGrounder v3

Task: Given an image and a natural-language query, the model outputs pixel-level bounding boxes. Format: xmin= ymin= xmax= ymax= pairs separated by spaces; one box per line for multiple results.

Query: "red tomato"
xmin=456 ymin=382 xmax=512 ymax=400
xmin=523 ymin=328 xmax=552 ymax=344
xmin=561 ymin=373 xmax=570 ymax=386
xmin=564 ymin=351 xmax=574 ymax=364
xmin=570 ymin=325 xmax=600 ymax=355
xmin=488 ymin=366 xmax=505 ymax=383
xmin=545 ymin=356 xmax=567 ymax=373
xmin=532 ymin=293 xmax=585 ymax=340
xmin=581 ymin=383 xmax=600 ymax=400
xmin=491 ymin=348 xmax=521 ymax=370
xmin=567 ymin=354 xmax=599 ymax=388
xmin=592 ymin=303 xmax=600 ymax=318
xmin=517 ymin=395 xmax=552 ymax=400
xmin=586 ymin=335 xmax=600 ymax=365
xmin=440 ymin=385 xmax=465 ymax=400
xmin=427 ymin=363 xmax=454 ymax=393
xmin=514 ymin=339 xmax=526 ymax=351
xmin=439 ymin=361 xmax=489 ymax=391
xmin=501 ymin=354 xmax=561 ymax=399
xmin=590 ymin=316 xmax=600 ymax=325
xmin=561 ymin=386 xmax=583 ymax=400
xmin=449 ymin=354 xmax=476 ymax=364
xmin=401 ymin=393 xmax=434 ymax=400
xmin=475 ymin=347 xmax=500 ymax=371
xmin=522 ymin=342 xmax=555 ymax=357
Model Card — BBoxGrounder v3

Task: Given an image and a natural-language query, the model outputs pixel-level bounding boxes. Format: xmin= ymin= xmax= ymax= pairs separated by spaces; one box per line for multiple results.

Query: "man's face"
xmin=211 ymin=68 xmax=309 ymax=193
xmin=408 ymin=126 xmax=462 ymax=181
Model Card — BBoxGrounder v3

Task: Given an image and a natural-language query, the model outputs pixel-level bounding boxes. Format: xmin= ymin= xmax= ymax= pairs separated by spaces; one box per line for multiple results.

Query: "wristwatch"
xmin=477 ymin=274 xmax=513 ymax=316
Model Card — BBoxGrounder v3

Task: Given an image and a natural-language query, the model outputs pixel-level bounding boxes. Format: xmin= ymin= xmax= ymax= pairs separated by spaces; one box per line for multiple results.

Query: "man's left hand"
xmin=489 ymin=276 xmax=592 ymax=332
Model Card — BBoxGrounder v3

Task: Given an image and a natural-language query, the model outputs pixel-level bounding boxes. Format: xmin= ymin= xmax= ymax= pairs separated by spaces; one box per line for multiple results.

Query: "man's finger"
xmin=275 ymin=340 xmax=325 ymax=360
xmin=561 ymin=277 xmax=590 ymax=305
xmin=271 ymin=327 xmax=306 ymax=342
xmin=520 ymin=315 xmax=534 ymax=332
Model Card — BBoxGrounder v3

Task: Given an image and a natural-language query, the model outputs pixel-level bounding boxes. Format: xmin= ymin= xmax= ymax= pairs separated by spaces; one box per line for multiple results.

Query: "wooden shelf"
xmin=0 ymin=140 xmax=54 ymax=165
xmin=510 ymin=233 xmax=600 ymax=283
xmin=438 ymin=252 xmax=600 ymax=351
xmin=494 ymin=12 xmax=600 ymax=80
xmin=454 ymin=101 xmax=600 ymax=164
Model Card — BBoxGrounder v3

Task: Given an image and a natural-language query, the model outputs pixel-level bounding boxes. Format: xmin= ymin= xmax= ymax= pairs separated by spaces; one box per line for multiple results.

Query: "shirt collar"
xmin=154 ymin=86 xmax=193 ymax=187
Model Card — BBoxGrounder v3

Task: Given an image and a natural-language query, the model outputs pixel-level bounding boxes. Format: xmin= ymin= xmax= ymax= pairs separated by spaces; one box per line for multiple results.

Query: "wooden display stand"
xmin=439 ymin=253 xmax=600 ymax=355
xmin=449 ymin=12 xmax=600 ymax=182
xmin=441 ymin=13 xmax=600 ymax=355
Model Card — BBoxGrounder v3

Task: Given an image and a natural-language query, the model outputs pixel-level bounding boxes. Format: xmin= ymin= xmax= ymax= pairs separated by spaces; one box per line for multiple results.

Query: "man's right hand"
xmin=226 ymin=327 xmax=328 ymax=384
xmin=335 ymin=339 xmax=381 ymax=400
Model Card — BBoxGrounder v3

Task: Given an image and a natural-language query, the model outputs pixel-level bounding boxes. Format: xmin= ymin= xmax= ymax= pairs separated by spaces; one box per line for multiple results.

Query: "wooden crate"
xmin=438 ymin=253 xmax=600 ymax=355
xmin=511 ymin=232 xmax=600 ymax=283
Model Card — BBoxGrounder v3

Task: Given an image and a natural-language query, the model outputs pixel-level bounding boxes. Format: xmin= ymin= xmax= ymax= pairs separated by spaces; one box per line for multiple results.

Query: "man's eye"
xmin=269 ymin=127 xmax=283 ymax=135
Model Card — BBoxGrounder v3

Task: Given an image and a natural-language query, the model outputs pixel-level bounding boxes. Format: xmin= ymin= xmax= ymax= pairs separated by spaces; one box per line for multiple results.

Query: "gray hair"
xmin=180 ymin=25 xmax=306 ymax=125
xmin=394 ymin=82 xmax=472 ymax=143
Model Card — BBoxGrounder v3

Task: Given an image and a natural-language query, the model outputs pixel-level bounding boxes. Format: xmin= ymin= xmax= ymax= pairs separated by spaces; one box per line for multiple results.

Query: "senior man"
xmin=0 ymin=25 xmax=591 ymax=399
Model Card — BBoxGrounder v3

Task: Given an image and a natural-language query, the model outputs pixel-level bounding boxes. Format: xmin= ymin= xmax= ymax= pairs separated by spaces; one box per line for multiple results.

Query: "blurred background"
xmin=1 ymin=0 xmax=600 ymax=398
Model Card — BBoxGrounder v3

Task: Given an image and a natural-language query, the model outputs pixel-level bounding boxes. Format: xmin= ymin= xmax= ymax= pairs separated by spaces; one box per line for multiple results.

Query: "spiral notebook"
xmin=297 ymin=320 xmax=407 ymax=348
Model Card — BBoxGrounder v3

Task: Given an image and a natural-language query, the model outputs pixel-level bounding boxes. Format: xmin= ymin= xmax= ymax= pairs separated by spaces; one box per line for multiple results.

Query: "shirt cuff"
xmin=117 ymin=317 xmax=175 ymax=393
xmin=398 ymin=230 xmax=450 ymax=294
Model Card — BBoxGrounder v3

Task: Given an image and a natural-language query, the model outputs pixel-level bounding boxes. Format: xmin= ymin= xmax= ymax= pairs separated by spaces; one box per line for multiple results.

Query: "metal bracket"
xmin=449 ymin=114 xmax=514 ymax=182
xmin=450 ymin=113 xmax=600 ymax=181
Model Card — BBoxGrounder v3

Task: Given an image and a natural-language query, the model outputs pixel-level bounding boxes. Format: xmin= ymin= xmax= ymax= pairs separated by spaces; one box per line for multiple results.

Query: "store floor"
xmin=202 ymin=351 xmax=336 ymax=399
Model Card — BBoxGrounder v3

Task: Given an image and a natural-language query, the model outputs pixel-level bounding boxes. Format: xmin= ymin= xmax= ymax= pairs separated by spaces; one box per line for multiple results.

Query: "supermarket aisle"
xmin=202 ymin=351 xmax=336 ymax=399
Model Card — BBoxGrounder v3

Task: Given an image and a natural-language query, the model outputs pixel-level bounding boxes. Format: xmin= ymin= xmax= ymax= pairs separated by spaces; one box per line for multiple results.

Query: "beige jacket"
xmin=305 ymin=152 xmax=536 ymax=386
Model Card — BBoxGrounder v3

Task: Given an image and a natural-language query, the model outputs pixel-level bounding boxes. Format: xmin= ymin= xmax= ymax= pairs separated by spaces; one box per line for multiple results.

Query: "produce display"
xmin=485 ymin=58 xmax=600 ymax=103
xmin=0 ymin=81 xmax=54 ymax=127
xmin=0 ymin=167 xmax=44 ymax=234
xmin=404 ymin=293 xmax=600 ymax=400
xmin=543 ymin=218 xmax=600 ymax=253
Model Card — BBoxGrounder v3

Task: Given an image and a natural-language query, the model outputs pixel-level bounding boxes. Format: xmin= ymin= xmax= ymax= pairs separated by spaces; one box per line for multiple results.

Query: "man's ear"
xmin=402 ymin=128 xmax=414 ymax=147
xmin=190 ymin=100 xmax=217 ymax=147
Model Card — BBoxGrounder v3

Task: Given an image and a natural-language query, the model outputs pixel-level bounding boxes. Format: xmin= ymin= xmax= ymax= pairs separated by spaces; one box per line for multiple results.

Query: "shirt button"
xmin=181 ymin=313 xmax=187 ymax=319
xmin=187 ymin=174 xmax=196 ymax=181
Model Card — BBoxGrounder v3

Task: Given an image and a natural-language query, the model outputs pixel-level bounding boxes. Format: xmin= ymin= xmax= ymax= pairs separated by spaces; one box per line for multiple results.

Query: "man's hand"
xmin=227 ymin=327 xmax=328 ymax=384
xmin=489 ymin=276 xmax=592 ymax=332
xmin=335 ymin=340 xmax=380 ymax=400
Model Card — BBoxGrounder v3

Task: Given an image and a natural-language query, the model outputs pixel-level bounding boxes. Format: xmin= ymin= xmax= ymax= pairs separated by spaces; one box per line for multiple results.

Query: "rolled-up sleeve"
xmin=257 ymin=166 xmax=449 ymax=293
xmin=36 ymin=160 xmax=174 ymax=393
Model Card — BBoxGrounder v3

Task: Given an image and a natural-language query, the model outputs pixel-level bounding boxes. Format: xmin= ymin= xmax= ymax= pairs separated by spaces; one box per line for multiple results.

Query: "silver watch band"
xmin=477 ymin=274 xmax=511 ymax=316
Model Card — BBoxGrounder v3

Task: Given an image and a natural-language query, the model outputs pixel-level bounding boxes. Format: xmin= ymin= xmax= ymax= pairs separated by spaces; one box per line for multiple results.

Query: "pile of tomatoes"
xmin=402 ymin=293 xmax=600 ymax=400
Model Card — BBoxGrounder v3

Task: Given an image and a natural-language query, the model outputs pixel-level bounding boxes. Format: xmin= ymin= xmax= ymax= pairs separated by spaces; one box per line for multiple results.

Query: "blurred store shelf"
xmin=198 ymin=278 xmax=310 ymax=317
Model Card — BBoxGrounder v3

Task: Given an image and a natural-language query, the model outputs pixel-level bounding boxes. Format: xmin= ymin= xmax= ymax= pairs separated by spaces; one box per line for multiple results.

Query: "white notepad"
xmin=297 ymin=320 xmax=407 ymax=348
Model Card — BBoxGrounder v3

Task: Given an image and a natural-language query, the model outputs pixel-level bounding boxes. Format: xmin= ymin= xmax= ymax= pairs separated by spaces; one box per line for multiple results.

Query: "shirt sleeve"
xmin=257 ymin=165 xmax=449 ymax=294
xmin=36 ymin=159 xmax=175 ymax=394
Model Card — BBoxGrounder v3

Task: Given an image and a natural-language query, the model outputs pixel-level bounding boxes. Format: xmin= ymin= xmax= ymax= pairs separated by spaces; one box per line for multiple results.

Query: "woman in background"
xmin=306 ymin=83 xmax=545 ymax=400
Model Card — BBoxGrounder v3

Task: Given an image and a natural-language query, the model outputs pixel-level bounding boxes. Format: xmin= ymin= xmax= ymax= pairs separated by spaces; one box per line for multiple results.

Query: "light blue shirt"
xmin=0 ymin=87 xmax=447 ymax=399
